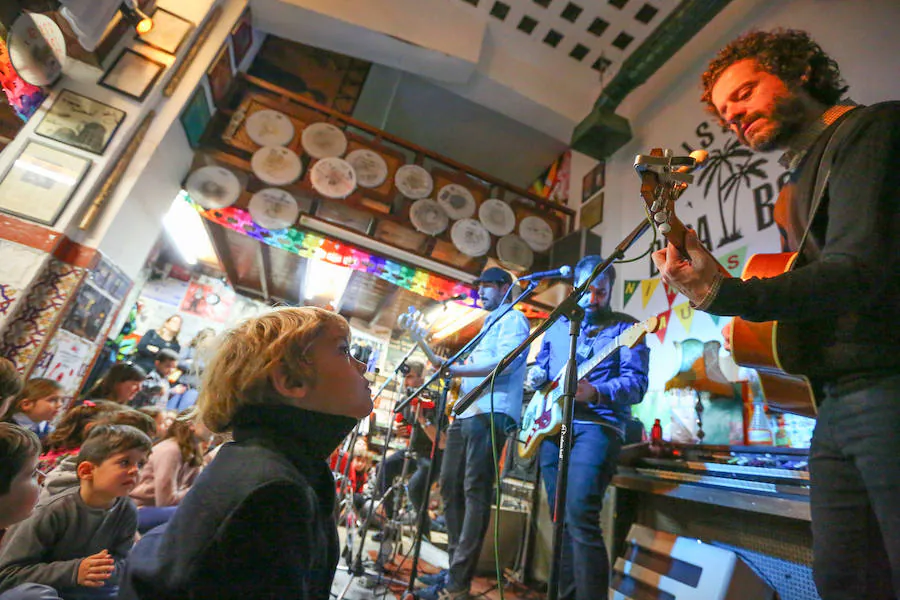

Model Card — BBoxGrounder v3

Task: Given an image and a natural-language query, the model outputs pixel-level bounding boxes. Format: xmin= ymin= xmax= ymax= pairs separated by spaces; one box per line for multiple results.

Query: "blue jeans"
xmin=440 ymin=413 xmax=514 ymax=592
xmin=810 ymin=374 xmax=900 ymax=599
xmin=137 ymin=506 xmax=178 ymax=534
xmin=540 ymin=422 xmax=621 ymax=600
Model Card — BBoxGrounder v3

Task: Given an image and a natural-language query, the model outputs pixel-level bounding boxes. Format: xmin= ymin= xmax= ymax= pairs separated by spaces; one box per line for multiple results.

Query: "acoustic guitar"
xmin=634 ymin=149 xmax=818 ymax=418
xmin=517 ymin=317 xmax=659 ymax=459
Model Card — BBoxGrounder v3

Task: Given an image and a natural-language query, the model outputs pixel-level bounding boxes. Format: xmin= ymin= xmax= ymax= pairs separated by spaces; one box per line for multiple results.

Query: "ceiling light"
xmin=165 ymin=191 xmax=216 ymax=265
xmin=120 ymin=1 xmax=153 ymax=34
xmin=431 ymin=304 xmax=486 ymax=341
xmin=303 ymin=258 xmax=352 ymax=304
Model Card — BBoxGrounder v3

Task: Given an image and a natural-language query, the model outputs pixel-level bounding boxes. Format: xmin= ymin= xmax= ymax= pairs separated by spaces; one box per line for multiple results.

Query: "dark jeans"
xmin=810 ymin=374 xmax=900 ymax=600
xmin=137 ymin=506 xmax=178 ymax=534
xmin=539 ymin=422 xmax=621 ymax=600
xmin=376 ymin=448 xmax=443 ymax=533
xmin=440 ymin=413 xmax=514 ymax=592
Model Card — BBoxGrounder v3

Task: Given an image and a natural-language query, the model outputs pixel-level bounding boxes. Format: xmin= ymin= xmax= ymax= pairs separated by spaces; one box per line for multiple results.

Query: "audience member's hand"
xmin=77 ymin=549 xmax=114 ymax=587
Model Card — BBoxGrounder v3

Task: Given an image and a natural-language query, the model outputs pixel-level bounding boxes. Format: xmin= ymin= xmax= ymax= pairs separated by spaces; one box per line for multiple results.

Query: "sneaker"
xmin=414 ymin=583 xmax=469 ymax=600
xmin=417 ymin=568 xmax=449 ymax=586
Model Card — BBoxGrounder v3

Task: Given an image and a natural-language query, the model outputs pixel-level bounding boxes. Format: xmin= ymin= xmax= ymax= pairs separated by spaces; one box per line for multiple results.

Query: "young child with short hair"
xmin=0 ymin=360 xmax=24 ymax=423
xmin=0 ymin=424 xmax=152 ymax=600
xmin=119 ymin=307 xmax=374 ymax=600
xmin=2 ymin=380 xmax=64 ymax=443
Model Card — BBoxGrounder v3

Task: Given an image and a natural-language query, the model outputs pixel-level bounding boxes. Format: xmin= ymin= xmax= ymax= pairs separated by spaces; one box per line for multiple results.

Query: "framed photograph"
xmin=180 ymin=83 xmax=212 ymax=148
xmin=206 ymin=43 xmax=234 ymax=108
xmin=581 ymin=159 xmax=606 ymax=202
xmin=60 ymin=282 xmax=114 ymax=342
xmin=580 ymin=192 xmax=604 ymax=230
xmin=136 ymin=7 xmax=194 ymax=55
xmin=35 ymin=90 xmax=126 ymax=155
xmin=230 ymin=8 xmax=253 ymax=66
xmin=0 ymin=141 xmax=91 ymax=225
xmin=99 ymin=49 xmax=167 ymax=102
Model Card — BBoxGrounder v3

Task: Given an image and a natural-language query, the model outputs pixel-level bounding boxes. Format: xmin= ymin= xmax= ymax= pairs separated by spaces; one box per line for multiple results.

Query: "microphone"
xmin=517 ymin=265 xmax=573 ymax=282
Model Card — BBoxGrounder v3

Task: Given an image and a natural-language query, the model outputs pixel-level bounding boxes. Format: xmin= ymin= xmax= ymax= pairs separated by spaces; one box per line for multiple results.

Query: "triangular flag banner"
xmin=655 ymin=309 xmax=672 ymax=343
xmin=717 ymin=246 xmax=749 ymax=278
xmin=623 ymin=280 xmax=640 ymax=307
xmin=663 ymin=282 xmax=679 ymax=307
xmin=709 ymin=313 xmax=722 ymax=326
xmin=673 ymin=302 xmax=694 ymax=334
xmin=641 ymin=279 xmax=661 ymax=309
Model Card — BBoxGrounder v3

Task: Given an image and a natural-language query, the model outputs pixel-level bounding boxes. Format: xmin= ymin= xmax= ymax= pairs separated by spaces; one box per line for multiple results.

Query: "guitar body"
xmin=729 ymin=252 xmax=818 ymax=417
xmin=518 ymin=381 xmax=563 ymax=459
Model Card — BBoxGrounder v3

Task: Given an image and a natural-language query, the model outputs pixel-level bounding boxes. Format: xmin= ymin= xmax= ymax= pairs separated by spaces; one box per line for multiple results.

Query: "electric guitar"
xmin=634 ymin=149 xmax=818 ymax=417
xmin=517 ymin=317 xmax=659 ymax=459
xmin=396 ymin=307 xmax=462 ymax=416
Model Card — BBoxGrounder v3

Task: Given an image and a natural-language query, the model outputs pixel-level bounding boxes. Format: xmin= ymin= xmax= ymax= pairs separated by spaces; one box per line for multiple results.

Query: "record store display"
xmin=301 ymin=122 xmax=348 ymax=159
xmin=184 ymin=166 xmax=241 ymax=209
xmin=409 ymin=198 xmax=449 ymax=236
xmin=394 ymin=164 xmax=433 ymax=200
xmin=436 ymin=183 xmax=477 ymax=220
xmin=345 ymin=148 xmax=388 ymax=188
xmin=248 ymin=188 xmax=300 ymax=230
xmin=478 ymin=198 xmax=516 ymax=237
xmin=245 ymin=109 xmax=295 ymax=147
xmin=496 ymin=234 xmax=534 ymax=271
xmin=450 ymin=218 xmax=491 ymax=257
xmin=250 ymin=146 xmax=303 ymax=186
xmin=519 ymin=215 xmax=555 ymax=253
xmin=309 ymin=157 xmax=358 ymax=199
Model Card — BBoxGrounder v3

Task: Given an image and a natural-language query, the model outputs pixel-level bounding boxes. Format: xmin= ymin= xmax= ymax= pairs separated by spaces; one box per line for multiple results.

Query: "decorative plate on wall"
xmin=245 ymin=109 xmax=295 ymax=147
xmin=436 ymin=183 xmax=476 ymax=220
xmin=310 ymin=157 xmax=357 ymax=199
xmin=250 ymin=146 xmax=303 ymax=186
xmin=301 ymin=122 xmax=348 ymax=159
xmin=184 ymin=166 xmax=241 ymax=209
xmin=451 ymin=218 xmax=491 ymax=257
xmin=248 ymin=188 xmax=300 ymax=230
xmin=519 ymin=215 xmax=555 ymax=253
xmin=394 ymin=165 xmax=433 ymax=200
xmin=409 ymin=198 xmax=449 ymax=236
xmin=345 ymin=148 xmax=388 ymax=188
xmin=496 ymin=234 xmax=534 ymax=271
xmin=478 ymin=198 xmax=516 ymax=236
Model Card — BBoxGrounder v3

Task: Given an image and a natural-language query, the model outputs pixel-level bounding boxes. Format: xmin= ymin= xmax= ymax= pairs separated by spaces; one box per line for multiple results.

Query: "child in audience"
xmin=130 ymin=410 xmax=209 ymax=533
xmin=0 ymin=360 xmax=24 ymax=421
xmin=2 ymin=380 xmax=64 ymax=443
xmin=135 ymin=407 xmax=174 ymax=441
xmin=38 ymin=402 xmax=121 ymax=475
xmin=0 ymin=424 xmax=152 ymax=599
xmin=83 ymin=364 xmax=147 ymax=405
xmin=130 ymin=351 xmax=178 ymax=410
xmin=0 ymin=424 xmax=62 ymax=600
xmin=119 ymin=307 xmax=374 ymax=599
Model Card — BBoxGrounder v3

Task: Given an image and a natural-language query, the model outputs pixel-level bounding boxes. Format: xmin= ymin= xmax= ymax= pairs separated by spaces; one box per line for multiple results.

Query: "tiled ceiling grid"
xmin=458 ymin=0 xmax=677 ymax=86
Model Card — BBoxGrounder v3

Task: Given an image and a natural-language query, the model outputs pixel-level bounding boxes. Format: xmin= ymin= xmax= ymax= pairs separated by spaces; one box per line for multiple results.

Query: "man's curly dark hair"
xmin=701 ymin=28 xmax=848 ymax=123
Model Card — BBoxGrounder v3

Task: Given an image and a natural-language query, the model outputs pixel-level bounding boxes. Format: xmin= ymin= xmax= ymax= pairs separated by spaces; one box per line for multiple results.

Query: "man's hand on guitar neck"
xmin=651 ymin=228 xmax=728 ymax=310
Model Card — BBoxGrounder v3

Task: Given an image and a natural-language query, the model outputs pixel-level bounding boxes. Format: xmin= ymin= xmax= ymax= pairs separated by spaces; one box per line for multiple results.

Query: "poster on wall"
xmin=140 ymin=277 xmax=191 ymax=307
xmin=180 ymin=281 xmax=235 ymax=323
xmin=60 ymin=282 xmax=114 ymax=342
xmin=33 ymin=329 xmax=93 ymax=396
xmin=581 ymin=160 xmax=605 ymax=202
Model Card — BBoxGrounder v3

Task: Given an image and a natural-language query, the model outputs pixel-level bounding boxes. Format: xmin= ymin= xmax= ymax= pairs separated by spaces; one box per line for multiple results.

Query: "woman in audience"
xmin=1 ymin=380 xmax=64 ymax=444
xmin=130 ymin=410 xmax=209 ymax=533
xmin=83 ymin=363 xmax=146 ymax=405
xmin=133 ymin=315 xmax=182 ymax=374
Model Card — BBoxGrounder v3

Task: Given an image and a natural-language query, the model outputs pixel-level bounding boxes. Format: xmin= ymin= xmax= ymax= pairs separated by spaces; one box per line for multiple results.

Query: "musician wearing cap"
xmin=526 ymin=255 xmax=650 ymax=600
xmin=411 ymin=266 xmax=530 ymax=600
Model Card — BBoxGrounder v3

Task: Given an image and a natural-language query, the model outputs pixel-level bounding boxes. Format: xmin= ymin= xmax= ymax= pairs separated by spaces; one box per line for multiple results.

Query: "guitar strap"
xmin=795 ymin=107 xmax=866 ymax=256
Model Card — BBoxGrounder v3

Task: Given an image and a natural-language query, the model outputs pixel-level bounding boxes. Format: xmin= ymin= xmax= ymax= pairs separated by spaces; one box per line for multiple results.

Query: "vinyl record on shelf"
xmin=245 ymin=109 xmax=295 ymax=147
xmin=409 ymin=198 xmax=449 ymax=236
xmin=519 ymin=216 xmax=555 ymax=252
xmin=248 ymin=188 xmax=300 ymax=230
xmin=496 ymin=234 xmax=534 ymax=271
xmin=345 ymin=148 xmax=388 ymax=188
xmin=184 ymin=166 xmax=241 ymax=209
xmin=450 ymin=218 xmax=491 ymax=257
xmin=250 ymin=146 xmax=303 ymax=186
xmin=301 ymin=122 xmax=348 ymax=159
xmin=310 ymin=157 xmax=357 ymax=199
xmin=436 ymin=183 xmax=476 ymax=220
xmin=394 ymin=164 xmax=433 ymax=200
xmin=478 ymin=198 xmax=516 ymax=236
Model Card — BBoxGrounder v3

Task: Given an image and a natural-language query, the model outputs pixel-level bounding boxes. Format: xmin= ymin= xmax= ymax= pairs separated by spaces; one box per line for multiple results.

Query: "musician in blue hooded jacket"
xmin=527 ymin=255 xmax=650 ymax=600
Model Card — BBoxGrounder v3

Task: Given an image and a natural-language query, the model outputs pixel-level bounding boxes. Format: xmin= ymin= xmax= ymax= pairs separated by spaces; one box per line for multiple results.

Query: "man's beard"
xmin=748 ymin=93 xmax=809 ymax=152
xmin=585 ymin=303 xmax=613 ymax=324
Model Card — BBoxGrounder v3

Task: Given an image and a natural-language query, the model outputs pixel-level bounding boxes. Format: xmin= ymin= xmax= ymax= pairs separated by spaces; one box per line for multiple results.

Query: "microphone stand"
xmin=397 ymin=280 xmax=541 ymax=599
xmin=452 ymin=218 xmax=652 ymax=600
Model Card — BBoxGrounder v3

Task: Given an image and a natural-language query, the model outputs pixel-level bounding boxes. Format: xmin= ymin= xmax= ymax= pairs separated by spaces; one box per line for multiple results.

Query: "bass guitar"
xmin=634 ymin=149 xmax=817 ymax=417
xmin=517 ymin=317 xmax=659 ymax=459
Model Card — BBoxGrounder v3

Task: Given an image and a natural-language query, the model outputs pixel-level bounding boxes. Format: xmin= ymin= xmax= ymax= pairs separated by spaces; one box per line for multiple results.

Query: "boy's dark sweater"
xmin=118 ymin=404 xmax=357 ymax=600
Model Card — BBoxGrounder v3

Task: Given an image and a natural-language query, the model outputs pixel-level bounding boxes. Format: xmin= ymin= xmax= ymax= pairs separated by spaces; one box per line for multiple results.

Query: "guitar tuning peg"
xmin=658 ymin=223 xmax=672 ymax=235
xmin=654 ymin=211 xmax=668 ymax=224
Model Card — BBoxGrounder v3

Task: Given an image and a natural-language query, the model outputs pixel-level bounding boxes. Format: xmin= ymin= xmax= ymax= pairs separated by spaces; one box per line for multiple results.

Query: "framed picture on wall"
xmin=99 ymin=49 xmax=167 ymax=102
xmin=206 ymin=43 xmax=234 ymax=108
xmin=137 ymin=8 xmax=195 ymax=55
xmin=180 ymin=83 xmax=213 ymax=148
xmin=580 ymin=192 xmax=604 ymax=230
xmin=0 ymin=141 xmax=91 ymax=225
xmin=35 ymin=90 xmax=126 ymax=155
xmin=230 ymin=8 xmax=253 ymax=66
xmin=581 ymin=159 xmax=605 ymax=203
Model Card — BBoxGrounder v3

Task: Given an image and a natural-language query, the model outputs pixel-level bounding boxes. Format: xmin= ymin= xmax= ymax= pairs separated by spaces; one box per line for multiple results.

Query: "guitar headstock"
xmin=397 ymin=306 xmax=431 ymax=345
xmin=620 ymin=316 xmax=661 ymax=348
xmin=633 ymin=149 xmax=706 ymax=261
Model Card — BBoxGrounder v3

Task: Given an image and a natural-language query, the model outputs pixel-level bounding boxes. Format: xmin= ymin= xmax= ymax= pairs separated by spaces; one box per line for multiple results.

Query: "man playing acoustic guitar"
xmin=526 ymin=256 xmax=650 ymax=600
xmin=653 ymin=29 xmax=900 ymax=600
